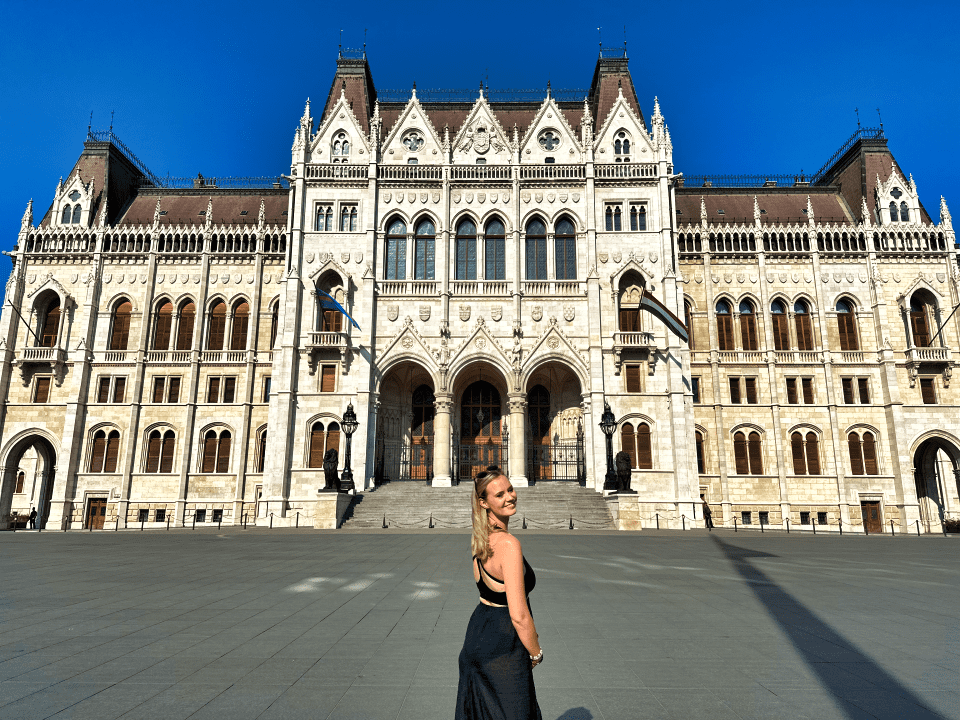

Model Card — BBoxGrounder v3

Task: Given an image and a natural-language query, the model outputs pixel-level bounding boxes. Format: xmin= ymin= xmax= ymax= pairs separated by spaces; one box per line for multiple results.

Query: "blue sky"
xmin=1 ymin=0 xmax=957 ymax=239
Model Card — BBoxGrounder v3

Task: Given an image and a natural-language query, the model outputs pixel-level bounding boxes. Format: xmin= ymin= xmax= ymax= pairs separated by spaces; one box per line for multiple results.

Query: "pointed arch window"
xmin=385 ymin=218 xmax=406 ymax=280
xmin=61 ymin=206 xmax=72 ymax=224
xmin=414 ymin=218 xmax=435 ymax=280
xmin=791 ymin=431 xmax=821 ymax=475
xmin=525 ymin=219 xmax=547 ymax=280
xmin=614 ymin=130 xmax=631 ymax=162
xmin=202 ymin=429 xmax=232 ymax=473
xmin=630 ymin=205 xmax=646 ymax=231
xmin=269 ymin=302 xmax=279 ymax=348
xmin=176 ymin=301 xmax=195 ymax=351
xmin=484 ymin=218 xmax=506 ymax=280
xmin=315 ymin=205 xmax=333 ymax=231
xmin=739 ymin=300 xmax=758 ymax=351
xmin=71 ymin=204 xmax=82 ymax=224
xmin=889 ymin=201 xmax=899 ymax=222
xmin=900 ymin=202 xmax=909 ymax=223
xmin=555 ymin=218 xmax=576 ymax=280
xmin=207 ymin=300 xmax=226 ymax=350
xmin=153 ymin=301 xmax=173 ymax=350
xmin=910 ymin=295 xmax=932 ymax=347
xmin=39 ymin=297 xmax=61 ymax=348
xmin=695 ymin=430 xmax=706 ymax=474
xmin=684 ymin=301 xmax=695 ymax=349
xmin=848 ymin=431 xmax=879 ymax=475
xmin=771 ymin=300 xmax=789 ymax=351
xmin=90 ymin=429 xmax=120 ymax=473
xmin=794 ymin=300 xmax=814 ymax=351
xmin=455 ymin=219 xmax=476 ymax=280
xmin=716 ymin=300 xmax=734 ymax=351
xmin=321 ymin=290 xmax=343 ymax=332
xmin=110 ymin=299 xmax=132 ymax=351
xmin=230 ymin=300 xmax=249 ymax=351
xmin=15 ymin=471 xmax=25 ymax=493
xmin=145 ymin=429 xmax=175 ymax=473
xmin=256 ymin=429 xmax=267 ymax=472
xmin=836 ymin=299 xmax=859 ymax=351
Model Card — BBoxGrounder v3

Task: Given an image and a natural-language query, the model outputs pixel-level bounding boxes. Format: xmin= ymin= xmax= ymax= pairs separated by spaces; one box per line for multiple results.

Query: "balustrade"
xmin=594 ymin=163 xmax=658 ymax=179
xmin=305 ymin=164 xmax=367 ymax=180
xmin=450 ymin=166 xmax=511 ymax=181
xmin=774 ymin=351 xmax=822 ymax=364
xmin=519 ymin=164 xmax=584 ymax=180
xmin=146 ymin=351 xmax=192 ymax=363
xmin=907 ymin=347 xmax=950 ymax=363
xmin=378 ymin=165 xmax=443 ymax=181
xmin=18 ymin=347 xmax=66 ymax=363
xmin=307 ymin=332 xmax=347 ymax=349
xmin=613 ymin=331 xmax=655 ymax=347
xmin=378 ymin=280 xmax=438 ymax=296
xmin=450 ymin=281 xmax=511 ymax=296
xmin=200 ymin=350 xmax=248 ymax=363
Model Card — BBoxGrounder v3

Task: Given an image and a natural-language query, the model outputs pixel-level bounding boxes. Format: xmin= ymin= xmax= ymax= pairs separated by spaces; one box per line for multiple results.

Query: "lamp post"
xmin=340 ymin=402 xmax=359 ymax=493
xmin=599 ymin=402 xmax=618 ymax=491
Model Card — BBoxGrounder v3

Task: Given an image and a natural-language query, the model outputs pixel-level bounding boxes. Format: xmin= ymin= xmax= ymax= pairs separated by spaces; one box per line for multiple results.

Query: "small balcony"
xmin=146 ymin=350 xmax=192 ymax=364
xmin=199 ymin=350 xmax=249 ymax=364
xmin=612 ymin=331 xmax=656 ymax=374
xmin=17 ymin=346 xmax=66 ymax=364
xmin=451 ymin=281 xmax=511 ymax=297
xmin=773 ymin=350 xmax=823 ymax=364
xmin=377 ymin=280 xmax=438 ymax=297
xmin=307 ymin=332 xmax=347 ymax=350
xmin=906 ymin=346 xmax=950 ymax=364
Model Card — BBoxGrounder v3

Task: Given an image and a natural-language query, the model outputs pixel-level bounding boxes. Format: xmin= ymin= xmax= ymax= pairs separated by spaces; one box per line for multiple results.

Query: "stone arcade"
xmin=2 ymin=48 xmax=958 ymax=532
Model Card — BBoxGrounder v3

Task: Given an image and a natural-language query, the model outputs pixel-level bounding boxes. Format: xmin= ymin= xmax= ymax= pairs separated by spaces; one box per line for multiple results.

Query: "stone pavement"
xmin=1 ymin=527 xmax=959 ymax=720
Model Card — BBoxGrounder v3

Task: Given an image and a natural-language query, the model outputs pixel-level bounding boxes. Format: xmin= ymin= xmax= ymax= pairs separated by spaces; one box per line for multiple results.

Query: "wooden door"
xmin=861 ymin=501 xmax=882 ymax=534
xmin=87 ymin=499 xmax=107 ymax=530
xmin=460 ymin=381 xmax=502 ymax=480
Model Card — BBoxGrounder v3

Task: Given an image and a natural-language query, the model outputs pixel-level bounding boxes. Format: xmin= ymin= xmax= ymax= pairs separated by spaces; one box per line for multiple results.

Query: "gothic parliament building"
xmin=3 ymin=49 xmax=958 ymax=533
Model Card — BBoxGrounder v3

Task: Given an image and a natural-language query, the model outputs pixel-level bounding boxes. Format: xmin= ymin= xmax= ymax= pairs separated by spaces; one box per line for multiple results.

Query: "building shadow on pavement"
xmin=556 ymin=709 xmax=592 ymax=720
xmin=711 ymin=535 xmax=945 ymax=719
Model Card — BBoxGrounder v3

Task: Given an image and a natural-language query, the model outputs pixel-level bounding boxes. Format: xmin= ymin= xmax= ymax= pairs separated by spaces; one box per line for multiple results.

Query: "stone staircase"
xmin=339 ymin=481 xmax=615 ymax=529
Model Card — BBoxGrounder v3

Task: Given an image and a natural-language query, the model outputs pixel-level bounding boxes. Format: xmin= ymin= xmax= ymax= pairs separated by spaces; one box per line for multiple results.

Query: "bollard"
xmin=141 ymin=517 xmax=145 ymax=532
xmin=760 ymin=519 xmax=764 ymax=534
xmin=192 ymin=515 xmax=196 ymax=530
xmin=812 ymin=520 xmax=816 ymax=535
xmin=734 ymin=517 xmax=738 ymax=532
xmin=569 ymin=516 xmax=574 ymax=530
xmin=523 ymin=516 xmax=527 ymax=529
xmin=891 ymin=519 xmax=894 ymax=536
xmin=295 ymin=512 xmax=299 ymax=529
xmin=682 ymin=515 xmax=686 ymax=531
xmin=786 ymin=519 xmax=790 ymax=534
xmin=429 ymin=514 xmax=433 ymax=529
xmin=917 ymin=520 xmax=921 ymax=537
xmin=270 ymin=513 xmax=273 ymax=529
xmin=839 ymin=521 xmax=842 ymax=535
xmin=382 ymin=514 xmax=387 ymax=529
xmin=219 ymin=517 xmax=222 ymax=530
xmin=116 ymin=514 xmax=119 ymax=531
xmin=656 ymin=513 xmax=659 ymax=530
xmin=166 ymin=516 xmax=170 ymax=531
xmin=864 ymin=521 xmax=868 ymax=536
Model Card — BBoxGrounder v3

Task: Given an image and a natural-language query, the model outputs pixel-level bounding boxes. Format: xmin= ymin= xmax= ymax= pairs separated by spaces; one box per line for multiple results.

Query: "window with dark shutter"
xmin=684 ymin=302 xmax=695 ymax=350
xmin=208 ymin=301 xmax=226 ymax=350
xmin=619 ymin=308 xmax=641 ymax=332
xmin=801 ymin=378 xmax=814 ymax=405
xmin=15 ymin=472 xmax=24 ymax=493
xmin=794 ymin=302 xmax=814 ymax=351
xmin=177 ymin=301 xmax=195 ymax=350
xmin=104 ymin=431 xmax=120 ymax=473
xmin=269 ymin=303 xmax=279 ymax=348
xmin=154 ymin=301 xmax=173 ymax=350
xmin=146 ymin=431 xmax=162 ymax=473
xmin=320 ymin=365 xmax=336 ymax=393
xmin=910 ymin=298 xmax=930 ymax=347
xmin=309 ymin=423 xmax=325 ymax=468
xmin=153 ymin=377 xmax=166 ymax=403
xmin=97 ymin=377 xmax=111 ymax=404
xmin=326 ymin=422 xmax=341 ymax=454
xmin=554 ymin=218 xmax=577 ymax=280
xmin=747 ymin=432 xmax=763 ymax=474
xmin=786 ymin=377 xmax=798 ymax=405
xmin=621 ymin=423 xmax=637 ymax=468
xmin=739 ymin=301 xmax=758 ymax=351
xmin=848 ymin=433 xmax=864 ymax=475
xmin=733 ymin=432 xmax=748 ymax=474
xmin=202 ymin=431 xmax=218 ymax=473
xmin=34 ymin=377 xmax=51 ymax=403
xmin=110 ymin=300 xmax=132 ymax=351
xmin=791 ymin=432 xmax=806 ymax=475
xmin=729 ymin=377 xmax=741 ymax=404
xmin=863 ymin=432 xmax=878 ymax=475
xmin=208 ymin=377 xmax=220 ymax=403
xmin=857 ymin=378 xmax=870 ymax=404
xmin=257 ymin=430 xmax=267 ymax=472
xmin=112 ymin=377 xmax=126 ymax=403
xmin=625 ymin=365 xmax=642 ymax=393
xmin=920 ymin=378 xmax=936 ymax=404
xmin=262 ymin=377 xmax=271 ymax=403
xmin=222 ymin=377 xmax=236 ymax=404
xmin=636 ymin=423 xmax=653 ymax=470
xmin=159 ymin=432 xmax=175 ymax=473
xmin=40 ymin=299 xmax=61 ymax=347
xmin=485 ymin=219 xmax=506 ymax=280
xmin=167 ymin=377 xmax=180 ymax=403
xmin=836 ymin=300 xmax=858 ymax=351
xmin=806 ymin=432 xmax=821 ymax=475
xmin=695 ymin=431 xmax=705 ymax=474
xmin=771 ymin=301 xmax=789 ymax=350
xmin=692 ymin=377 xmax=701 ymax=403
xmin=216 ymin=432 xmax=231 ymax=473
xmin=745 ymin=377 xmax=757 ymax=404
xmin=322 ymin=308 xmax=342 ymax=333
xmin=90 ymin=431 xmax=107 ymax=472
xmin=525 ymin=219 xmax=547 ymax=280
xmin=841 ymin=378 xmax=854 ymax=404
xmin=230 ymin=301 xmax=249 ymax=351
xmin=716 ymin=301 xmax=734 ymax=351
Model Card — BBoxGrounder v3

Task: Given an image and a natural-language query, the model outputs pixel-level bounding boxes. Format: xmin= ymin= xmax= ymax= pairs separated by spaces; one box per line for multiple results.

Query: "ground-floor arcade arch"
xmin=1 ymin=432 xmax=58 ymax=530
xmin=524 ymin=362 xmax=585 ymax=483
xmin=374 ymin=361 xmax=437 ymax=483
xmin=913 ymin=434 xmax=960 ymax=533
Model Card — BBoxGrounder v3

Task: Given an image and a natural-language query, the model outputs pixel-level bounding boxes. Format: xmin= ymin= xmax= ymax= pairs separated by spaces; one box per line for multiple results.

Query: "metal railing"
xmin=455 ymin=440 xmax=508 ymax=483
xmin=375 ymin=88 xmax=590 ymax=103
xmin=137 ymin=175 xmax=288 ymax=189
xmin=811 ymin=127 xmax=885 ymax=183
xmin=527 ymin=439 xmax=586 ymax=484
xmin=680 ymin=174 xmax=808 ymax=189
xmin=374 ymin=441 xmax=434 ymax=483
xmin=87 ymin=130 xmax=163 ymax=187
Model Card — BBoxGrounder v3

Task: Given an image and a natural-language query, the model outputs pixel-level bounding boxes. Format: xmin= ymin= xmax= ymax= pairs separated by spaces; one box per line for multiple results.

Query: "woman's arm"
xmin=499 ymin=536 xmax=541 ymax=660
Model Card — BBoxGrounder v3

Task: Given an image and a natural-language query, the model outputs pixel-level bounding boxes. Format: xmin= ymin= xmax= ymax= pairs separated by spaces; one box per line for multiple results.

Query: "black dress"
xmin=455 ymin=555 xmax=541 ymax=720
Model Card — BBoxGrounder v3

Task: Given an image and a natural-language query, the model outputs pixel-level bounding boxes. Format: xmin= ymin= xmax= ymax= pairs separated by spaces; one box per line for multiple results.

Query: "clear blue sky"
xmin=1 ymin=0 xmax=957 ymax=239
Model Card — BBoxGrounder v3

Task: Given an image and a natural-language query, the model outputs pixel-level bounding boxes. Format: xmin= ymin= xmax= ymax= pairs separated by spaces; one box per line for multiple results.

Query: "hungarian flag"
xmin=640 ymin=288 xmax=688 ymax=344
xmin=317 ymin=289 xmax=361 ymax=330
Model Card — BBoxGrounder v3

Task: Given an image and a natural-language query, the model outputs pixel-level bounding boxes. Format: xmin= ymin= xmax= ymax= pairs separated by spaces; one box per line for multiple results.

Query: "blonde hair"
xmin=471 ymin=465 xmax=506 ymax=562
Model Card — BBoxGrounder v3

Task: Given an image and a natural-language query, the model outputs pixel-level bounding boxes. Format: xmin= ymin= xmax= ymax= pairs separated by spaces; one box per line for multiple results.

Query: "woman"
xmin=456 ymin=466 xmax=543 ymax=720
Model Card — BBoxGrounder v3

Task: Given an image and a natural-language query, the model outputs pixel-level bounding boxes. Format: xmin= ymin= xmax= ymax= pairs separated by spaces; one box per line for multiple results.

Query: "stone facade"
xmin=2 ymin=50 xmax=958 ymax=532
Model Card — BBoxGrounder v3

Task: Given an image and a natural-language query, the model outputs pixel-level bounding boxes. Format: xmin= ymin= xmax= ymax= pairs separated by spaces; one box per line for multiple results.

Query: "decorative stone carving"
xmin=563 ymin=305 xmax=575 ymax=322
xmin=465 ymin=192 xmax=474 ymax=204
xmin=547 ymin=336 xmax=560 ymax=349
xmin=477 ymin=193 xmax=485 ymax=203
xmin=531 ymin=305 xmax=543 ymax=322
xmin=612 ymin=251 xmax=622 ymax=263
xmin=387 ymin=305 xmax=399 ymax=321
xmin=599 ymin=252 xmax=608 ymax=263
xmin=306 ymin=252 xmax=315 ymax=263
xmin=491 ymin=305 xmax=502 ymax=322
xmin=432 ymin=192 xmax=440 ymax=203
xmin=534 ymin=192 xmax=543 ymax=203
xmin=453 ymin=192 xmax=461 ymax=204
xmin=649 ymin=252 xmax=658 ymax=263
xmin=475 ymin=338 xmax=486 ymax=350
xmin=341 ymin=252 xmax=350 ymax=263
xmin=419 ymin=305 xmax=430 ymax=322
xmin=383 ymin=192 xmax=392 ymax=202
xmin=459 ymin=304 xmax=471 ymax=321
xmin=355 ymin=252 xmax=363 ymax=264
xmin=401 ymin=336 xmax=414 ymax=349
xmin=502 ymin=193 xmax=510 ymax=204
xmin=572 ymin=193 xmax=580 ymax=202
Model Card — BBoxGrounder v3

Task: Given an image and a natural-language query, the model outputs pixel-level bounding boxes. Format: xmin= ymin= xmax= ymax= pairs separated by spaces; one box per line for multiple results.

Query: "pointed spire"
xmin=512 ymin=123 xmax=519 ymax=150
xmin=664 ymin=124 xmax=672 ymax=154
xmin=753 ymin=196 xmax=762 ymax=227
xmin=806 ymin=196 xmax=815 ymax=227
xmin=340 ymin=81 xmax=346 ymax=99
xmin=205 ymin=197 xmax=213 ymax=229
xmin=153 ymin=198 xmax=162 ymax=226
xmin=862 ymin=197 xmax=872 ymax=227
xmin=258 ymin=198 xmax=266 ymax=230
xmin=56 ymin=177 xmax=63 ymax=198
xmin=479 ymin=80 xmax=484 ymax=100
xmin=20 ymin=199 xmax=33 ymax=232
xmin=98 ymin=197 xmax=109 ymax=227
xmin=442 ymin=124 xmax=450 ymax=153
xmin=546 ymin=80 xmax=551 ymax=99
xmin=941 ymin=196 xmax=953 ymax=230
xmin=700 ymin=196 xmax=708 ymax=226
xmin=411 ymin=81 xmax=417 ymax=99
xmin=302 ymin=97 xmax=311 ymax=121
xmin=909 ymin=172 xmax=918 ymax=195
xmin=652 ymin=97 xmax=663 ymax=123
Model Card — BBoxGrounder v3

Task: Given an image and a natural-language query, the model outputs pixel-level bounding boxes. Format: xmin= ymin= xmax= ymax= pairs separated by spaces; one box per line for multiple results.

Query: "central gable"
xmin=380 ymin=90 xmax=443 ymax=165
xmin=451 ymin=93 xmax=513 ymax=165
xmin=519 ymin=93 xmax=583 ymax=164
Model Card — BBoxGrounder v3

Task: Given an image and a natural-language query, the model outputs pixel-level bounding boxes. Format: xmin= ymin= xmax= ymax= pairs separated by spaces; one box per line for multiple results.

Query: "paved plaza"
xmin=1 ymin=527 xmax=959 ymax=720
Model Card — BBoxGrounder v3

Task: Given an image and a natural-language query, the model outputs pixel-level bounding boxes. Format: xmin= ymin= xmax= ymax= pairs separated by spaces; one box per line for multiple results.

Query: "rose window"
xmin=403 ymin=131 xmax=424 ymax=152
xmin=538 ymin=130 xmax=560 ymax=151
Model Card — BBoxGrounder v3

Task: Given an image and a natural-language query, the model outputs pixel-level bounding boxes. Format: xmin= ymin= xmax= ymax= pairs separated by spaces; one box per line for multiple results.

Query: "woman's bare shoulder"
xmin=491 ymin=532 xmax=522 ymax=557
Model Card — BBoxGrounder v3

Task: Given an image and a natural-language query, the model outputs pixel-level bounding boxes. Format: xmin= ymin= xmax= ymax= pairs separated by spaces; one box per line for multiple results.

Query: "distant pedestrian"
xmin=701 ymin=494 xmax=714 ymax=530
xmin=28 ymin=507 xmax=37 ymax=529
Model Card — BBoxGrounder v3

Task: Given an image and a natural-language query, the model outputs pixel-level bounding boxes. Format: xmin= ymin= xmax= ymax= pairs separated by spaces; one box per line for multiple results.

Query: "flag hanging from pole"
xmin=316 ymin=289 xmax=361 ymax=331
xmin=639 ymin=288 xmax=689 ymax=344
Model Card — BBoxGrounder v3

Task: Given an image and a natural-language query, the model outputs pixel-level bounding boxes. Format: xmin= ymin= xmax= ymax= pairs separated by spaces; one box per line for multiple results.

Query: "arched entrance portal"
xmin=375 ymin=363 xmax=435 ymax=483
xmin=456 ymin=380 xmax=506 ymax=481
xmin=525 ymin=364 xmax=585 ymax=483
xmin=913 ymin=436 xmax=960 ymax=533
xmin=1 ymin=434 xmax=57 ymax=530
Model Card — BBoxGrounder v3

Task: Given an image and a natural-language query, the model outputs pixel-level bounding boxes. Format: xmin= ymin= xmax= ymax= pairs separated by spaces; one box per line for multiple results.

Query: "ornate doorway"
xmin=525 ymin=377 xmax=585 ymax=484
xmin=456 ymin=381 xmax=506 ymax=481
xmin=913 ymin=437 xmax=960 ymax=532
xmin=374 ymin=364 xmax=436 ymax=483
xmin=410 ymin=385 xmax=435 ymax=481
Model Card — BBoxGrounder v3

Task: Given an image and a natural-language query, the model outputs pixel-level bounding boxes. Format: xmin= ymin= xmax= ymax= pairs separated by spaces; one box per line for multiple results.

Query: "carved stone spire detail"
xmin=753 ymin=196 xmax=761 ymax=227
xmin=806 ymin=196 xmax=815 ymax=227
xmin=941 ymin=196 xmax=953 ymax=230
xmin=258 ymin=198 xmax=266 ymax=230
xmin=98 ymin=197 xmax=109 ymax=227
xmin=20 ymin=199 xmax=32 ymax=232
xmin=700 ymin=196 xmax=708 ymax=226
xmin=862 ymin=197 xmax=872 ymax=227
xmin=153 ymin=199 xmax=162 ymax=227
xmin=205 ymin=197 xmax=213 ymax=229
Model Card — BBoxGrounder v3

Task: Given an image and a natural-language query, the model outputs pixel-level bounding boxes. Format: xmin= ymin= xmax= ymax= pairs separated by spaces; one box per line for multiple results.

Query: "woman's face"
xmin=481 ymin=475 xmax=517 ymax=519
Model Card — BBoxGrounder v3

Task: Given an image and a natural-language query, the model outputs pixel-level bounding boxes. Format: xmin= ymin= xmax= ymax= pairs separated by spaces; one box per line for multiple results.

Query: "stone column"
xmin=507 ymin=392 xmax=528 ymax=487
xmin=432 ymin=392 xmax=453 ymax=486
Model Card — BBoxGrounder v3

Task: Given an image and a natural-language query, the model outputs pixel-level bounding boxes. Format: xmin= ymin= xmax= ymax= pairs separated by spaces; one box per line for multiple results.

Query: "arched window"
xmin=621 ymin=421 xmax=652 ymax=470
xmin=771 ymin=300 xmax=789 ymax=351
xmin=484 ymin=218 xmax=506 ymax=280
xmin=207 ymin=300 xmax=226 ymax=350
xmin=414 ymin=218 xmax=435 ymax=280
xmin=309 ymin=422 xmax=326 ymax=468
xmin=716 ymin=300 xmax=734 ymax=351
xmin=619 ymin=284 xmax=642 ymax=332
xmin=455 ymin=218 xmax=477 ymax=280
xmin=791 ymin=431 xmax=821 ymax=475
xmin=326 ymin=421 xmax=341 ymax=454
xmin=733 ymin=431 xmax=748 ymax=474
xmin=527 ymin=385 xmax=550 ymax=446
xmin=256 ymin=429 xmax=267 ymax=472
xmin=555 ymin=218 xmax=576 ymax=280
xmin=621 ymin=422 xmax=636 ymax=468
xmin=412 ymin=385 xmax=435 ymax=446
xmin=39 ymin=297 xmax=61 ymax=348
xmin=748 ymin=432 xmax=763 ymax=474
xmin=805 ymin=432 xmax=821 ymax=475
xmin=525 ymin=219 xmax=547 ymax=280
xmin=836 ymin=299 xmax=859 ymax=351
xmin=684 ymin=301 xmax=695 ymax=349
xmin=316 ymin=205 xmax=333 ymax=231
xmin=794 ymin=300 xmax=813 ymax=351
xmin=385 ymin=218 xmax=406 ymax=280
xmin=110 ymin=299 xmax=132 ymax=351
xmin=270 ymin=302 xmax=279 ymax=348
xmin=320 ymin=290 xmax=343 ymax=332
xmin=889 ymin=201 xmax=899 ymax=222
xmin=605 ymin=206 xmax=613 ymax=231
xmin=739 ymin=300 xmax=758 ymax=351
xmin=695 ymin=431 xmax=705 ymax=474
xmin=61 ymin=206 xmax=71 ymax=224
xmin=900 ymin=202 xmax=909 ymax=223
xmin=614 ymin=130 xmax=630 ymax=161
xmin=90 ymin=429 xmax=120 ymax=473
xmin=71 ymin=204 xmax=82 ymax=224
xmin=910 ymin=295 xmax=932 ymax=347
xmin=630 ymin=205 xmax=646 ymax=231
xmin=146 ymin=430 xmax=176 ymax=473
xmin=202 ymin=429 xmax=231 ymax=473
xmin=230 ymin=300 xmax=249 ymax=351
xmin=176 ymin=301 xmax=195 ymax=351
xmin=15 ymin=471 xmax=25 ymax=493
xmin=332 ymin=131 xmax=348 ymax=158
xmin=848 ymin=431 xmax=879 ymax=475
xmin=153 ymin=301 xmax=173 ymax=350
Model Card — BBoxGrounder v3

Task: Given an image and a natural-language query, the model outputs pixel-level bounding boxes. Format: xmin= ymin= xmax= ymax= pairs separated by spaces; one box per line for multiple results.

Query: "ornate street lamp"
xmin=340 ymin=402 xmax=359 ymax=493
xmin=599 ymin=402 xmax=618 ymax=491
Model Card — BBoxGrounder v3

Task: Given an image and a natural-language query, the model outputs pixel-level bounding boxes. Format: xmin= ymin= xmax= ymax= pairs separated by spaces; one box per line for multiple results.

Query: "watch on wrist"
xmin=530 ymin=649 xmax=543 ymax=663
